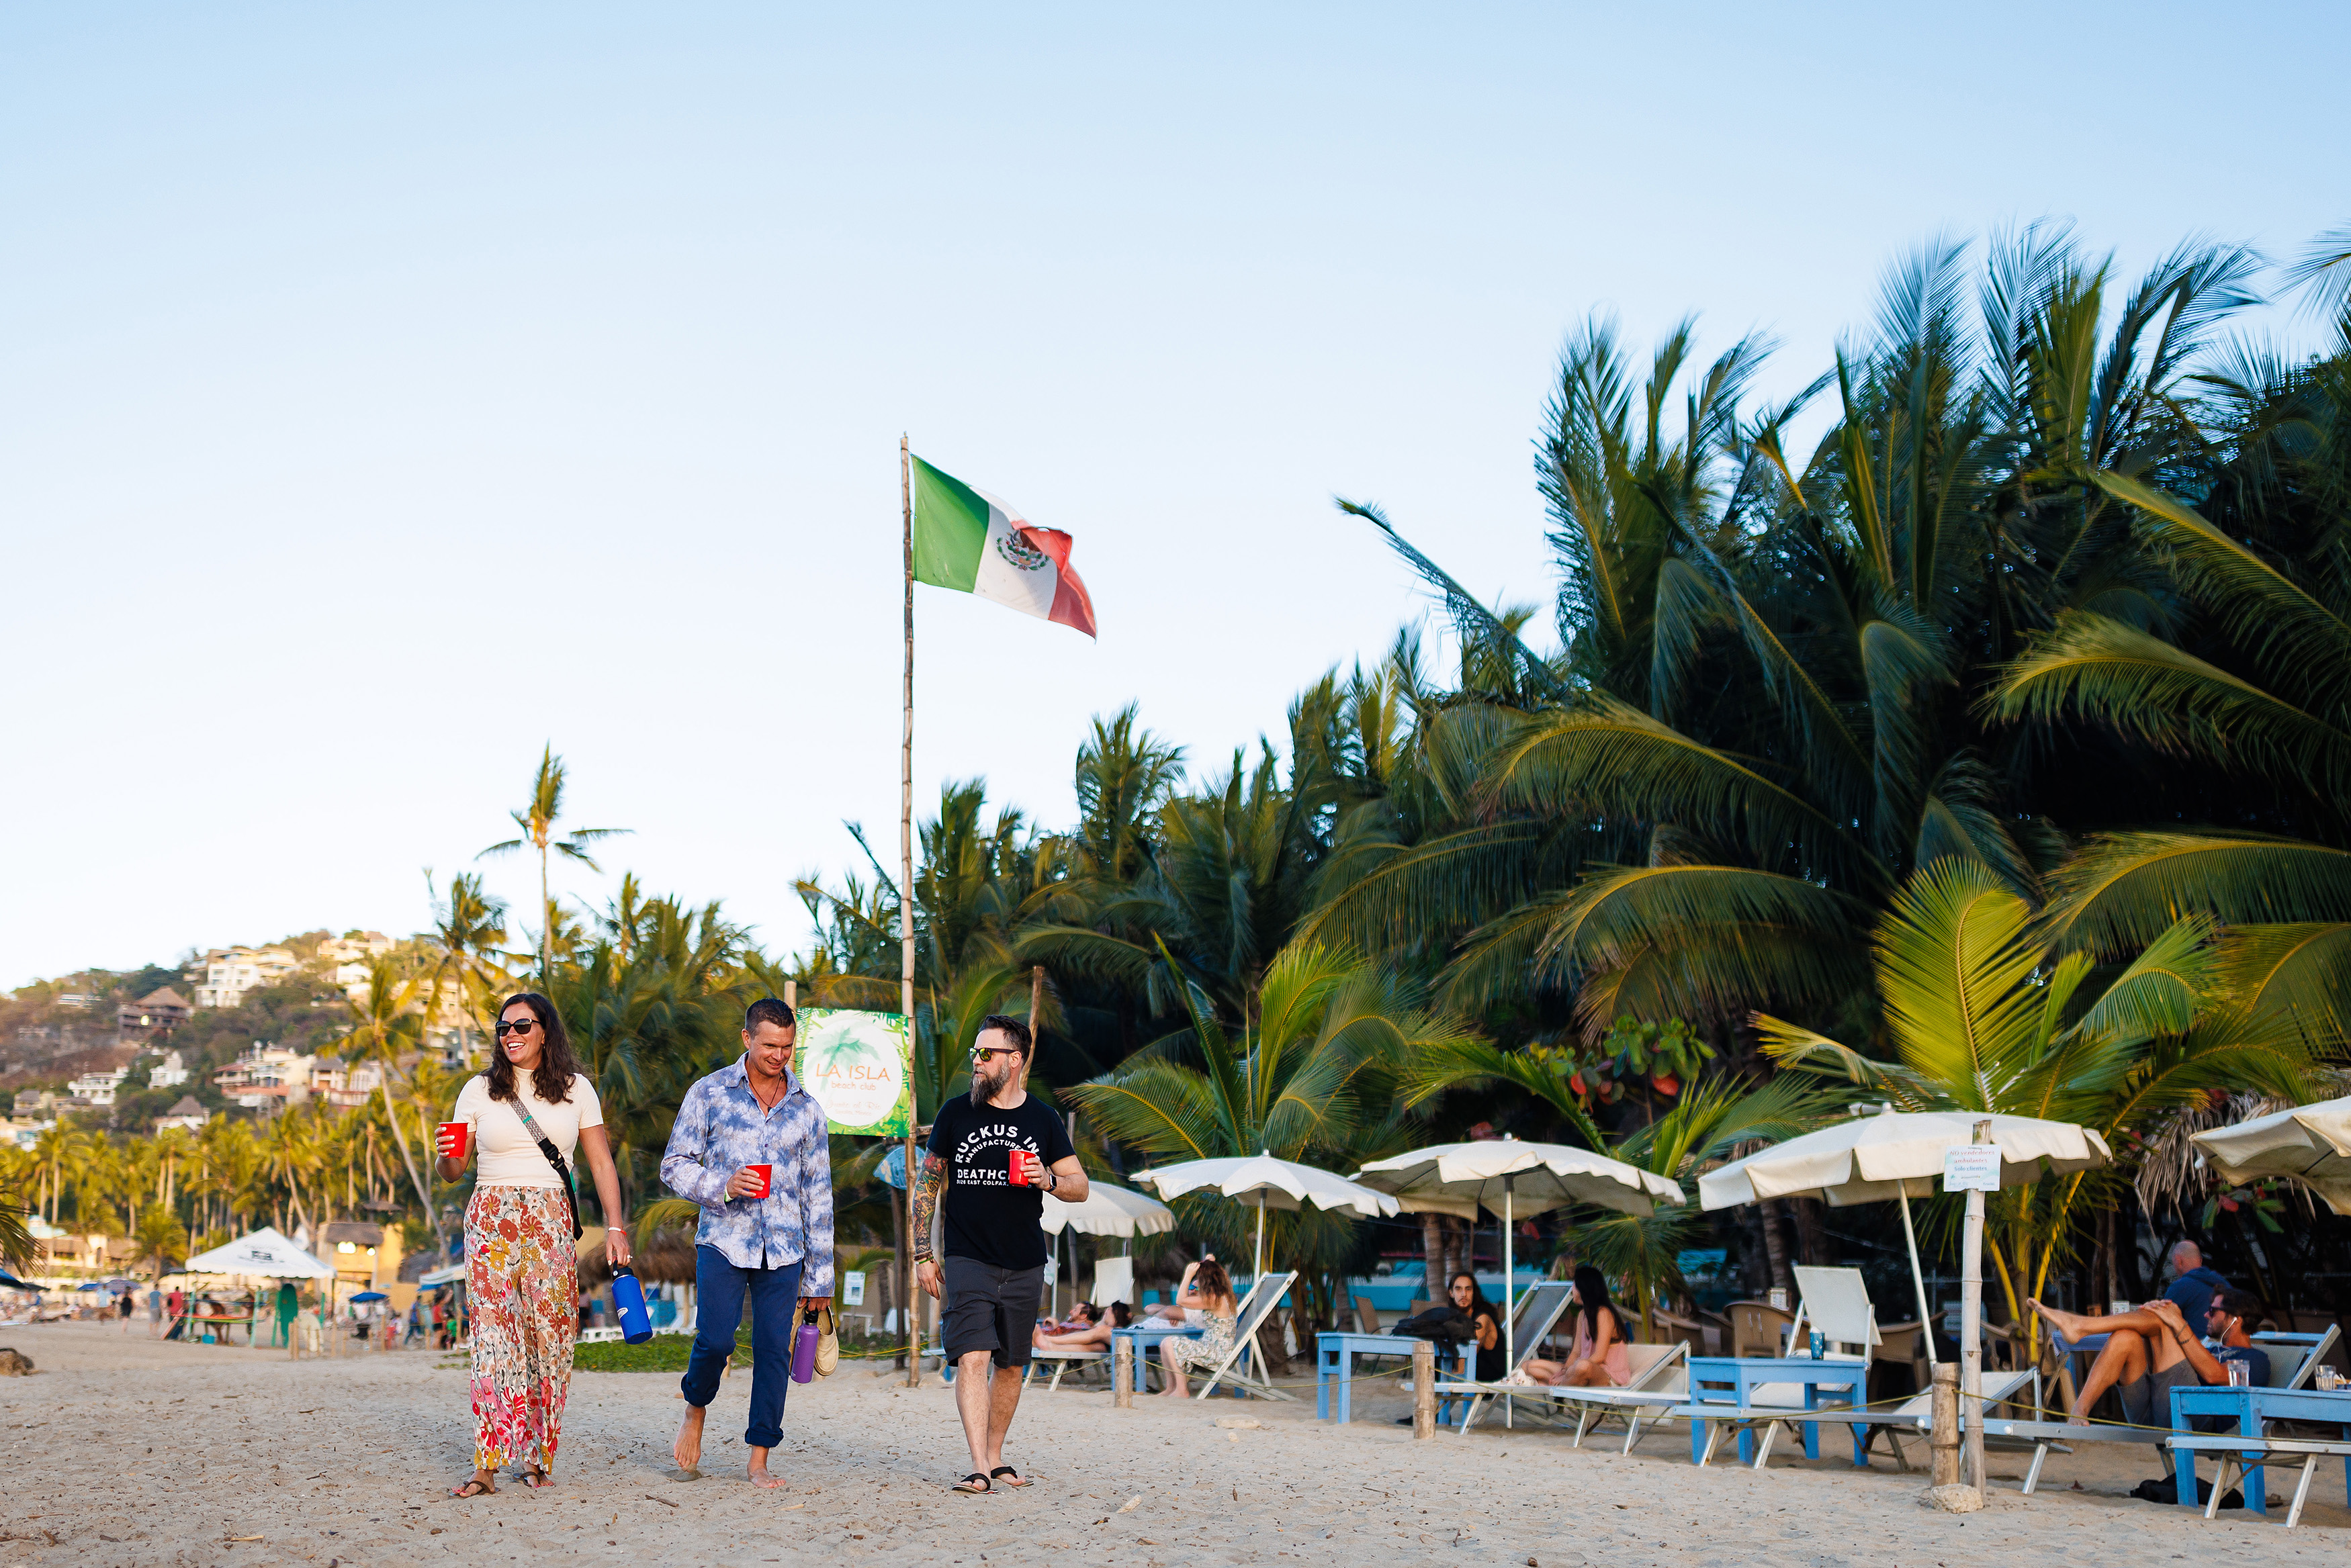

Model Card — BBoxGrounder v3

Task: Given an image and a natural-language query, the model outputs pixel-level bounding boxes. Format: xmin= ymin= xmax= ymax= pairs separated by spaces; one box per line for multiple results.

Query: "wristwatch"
xmin=1045 ymin=1168 xmax=1059 ymax=1192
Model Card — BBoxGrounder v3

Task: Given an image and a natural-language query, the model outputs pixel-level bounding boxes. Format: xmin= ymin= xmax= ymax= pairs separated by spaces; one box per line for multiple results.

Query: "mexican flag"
xmin=910 ymin=456 xmax=1097 ymax=638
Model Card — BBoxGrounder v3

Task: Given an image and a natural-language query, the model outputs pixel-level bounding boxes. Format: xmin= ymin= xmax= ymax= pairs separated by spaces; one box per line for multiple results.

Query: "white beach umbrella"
xmin=181 ymin=1226 xmax=336 ymax=1281
xmin=1132 ymin=1152 xmax=1399 ymax=1280
xmin=1039 ymin=1181 xmax=1178 ymax=1238
xmin=1699 ymin=1107 xmax=2111 ymax=1366
xmin=2191 ymin=1094 xmax=2351 ymax=1213
xmin=1355 ymin=1136 xmax=1686 ymax=1373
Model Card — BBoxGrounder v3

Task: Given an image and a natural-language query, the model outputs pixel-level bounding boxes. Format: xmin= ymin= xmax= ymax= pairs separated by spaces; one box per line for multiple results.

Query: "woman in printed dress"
xmin=1157 ymin=1256 xmax=1238 ymax=1397
xmin=438 ymin=992 xmax=631 ymax=1497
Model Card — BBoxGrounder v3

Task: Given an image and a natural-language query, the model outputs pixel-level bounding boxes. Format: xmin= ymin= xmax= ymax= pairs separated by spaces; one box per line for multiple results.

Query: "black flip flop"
xmin=990 ymin=1466 xmax=1032 ymax=1489
xmin=951 ymin=1473 xmax=991 ymax=1495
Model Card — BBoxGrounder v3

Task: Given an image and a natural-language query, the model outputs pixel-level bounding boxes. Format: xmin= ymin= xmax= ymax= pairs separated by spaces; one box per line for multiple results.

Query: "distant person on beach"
xmin=1519 ymin=1266 xmax=1630 ymax=1387
xmin=913 ymin=1014 xmax=1088 ymax=1494
xmin=1156 ymin=1258 xmax=1238 ymax=1398
xmin=662 ymin=997 xmax=834 ymax=1491
xmin=147 ymin=1286 xmax=163 ymax=1338
xmin=2031 ymin=1285 xmax=2270 ymax=1432
xmin=1031 ymin=1301 xmax=1130 ymax=1352
xmin=273 ymin=1281 xmax=298 ymax=1348
xmin=1447 ymin=1272 xmax=1507 ymax=1382
xmin=440 ymin=990 xmax=632 ymax=1498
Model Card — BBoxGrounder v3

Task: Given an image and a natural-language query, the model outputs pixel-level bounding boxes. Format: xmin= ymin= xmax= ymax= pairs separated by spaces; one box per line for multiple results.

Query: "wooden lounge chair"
xmin=1427 ymin=1281 xmax=1578 ymax=1430
xmin=1193 ymin=1271 xmax=1301 ymax=1401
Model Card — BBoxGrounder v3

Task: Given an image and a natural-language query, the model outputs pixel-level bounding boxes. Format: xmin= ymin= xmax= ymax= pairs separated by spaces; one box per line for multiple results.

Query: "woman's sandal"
xmin=950 ymin=1473 xmax=991 ymax=1495
xmin=450 ymin=1477 xmax=498 ymax=1499
xmin=989 ymin=1467 xmax=1032 ymax=1489
xmin=519 ymin=1469 xmax=554 ymax=1489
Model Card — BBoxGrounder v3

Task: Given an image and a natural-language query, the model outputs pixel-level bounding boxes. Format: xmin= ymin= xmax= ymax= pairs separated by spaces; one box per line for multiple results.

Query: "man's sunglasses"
xmin=495 ymin=1019 xmax=539 ymax=1037
xmin=971 ymin=1046 xmax=1024 ymax=1064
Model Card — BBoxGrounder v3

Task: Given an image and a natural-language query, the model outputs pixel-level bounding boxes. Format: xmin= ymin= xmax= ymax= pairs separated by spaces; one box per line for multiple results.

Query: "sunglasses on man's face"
xmin=496 ymin=1019 xmax=538 ymax=1037
xmin=971 ymin=1046 xmax=1023 ymax=1064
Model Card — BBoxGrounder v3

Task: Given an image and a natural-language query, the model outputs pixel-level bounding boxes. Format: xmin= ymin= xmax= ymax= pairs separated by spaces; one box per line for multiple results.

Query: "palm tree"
xmin=1063 ymin=938 xmax=1472 ymax=1323
xmin=336 ymin=956 xmax=447 ymax=1260
xmin=1753 ymin=858 xmax=2321 ymax=1343
xmin=420 ymin=870 xmax=511 ymax=1060
xmin=132 ymin=1206 xmax=189 ymax=1283
xmin=479 ymin=743 xmax=630 ymax=980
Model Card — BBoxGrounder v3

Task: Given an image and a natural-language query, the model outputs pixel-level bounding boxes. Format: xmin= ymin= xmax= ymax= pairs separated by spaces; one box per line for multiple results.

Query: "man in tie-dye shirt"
xmin=662 ymin=997 xmax=834 ymax=1489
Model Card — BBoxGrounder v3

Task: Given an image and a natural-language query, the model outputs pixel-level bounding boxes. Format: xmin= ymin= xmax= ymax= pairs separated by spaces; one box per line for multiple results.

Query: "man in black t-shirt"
xmin=912 ymin=1013 xmax=1088 ymax=1495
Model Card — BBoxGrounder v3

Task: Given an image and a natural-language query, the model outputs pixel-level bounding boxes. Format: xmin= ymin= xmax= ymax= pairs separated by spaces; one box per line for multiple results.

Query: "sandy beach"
xmin=0 ymin=1320 xmax=2332 ymax=1566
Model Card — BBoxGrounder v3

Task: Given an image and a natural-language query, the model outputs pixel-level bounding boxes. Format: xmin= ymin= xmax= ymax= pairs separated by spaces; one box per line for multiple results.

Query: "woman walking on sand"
xmin=438 ymin=992 xmax=631 ymax=1497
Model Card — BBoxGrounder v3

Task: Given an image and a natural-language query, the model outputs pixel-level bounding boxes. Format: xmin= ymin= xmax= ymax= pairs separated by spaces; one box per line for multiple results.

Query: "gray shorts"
xmin=942 ymin=1256 xmax=1045 ymax=1370
xmin=2119 ymin=1358 xmax=2202 ymax=1448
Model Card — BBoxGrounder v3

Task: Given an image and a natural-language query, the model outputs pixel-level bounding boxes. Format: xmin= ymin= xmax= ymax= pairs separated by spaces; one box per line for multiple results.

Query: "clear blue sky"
xmin=5 ymin=2 xmax=2344 ymax=988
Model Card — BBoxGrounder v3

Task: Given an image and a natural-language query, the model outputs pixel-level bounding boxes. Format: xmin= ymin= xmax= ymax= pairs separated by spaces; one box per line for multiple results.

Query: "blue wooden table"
xmin=1685 ymin=1356 xmax=1868 ymax=1465
xmin=2170 ymin=1383 xmax=2351 ymax=1516
xmin=1315 ymin=1332 xmax=1470 ymax=1424
xmin=1110 ymin=1324 xmax=1202 ymax=1397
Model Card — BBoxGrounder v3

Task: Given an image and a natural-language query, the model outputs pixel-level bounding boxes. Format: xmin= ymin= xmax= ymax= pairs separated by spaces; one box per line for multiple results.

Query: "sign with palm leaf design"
xmin=797 ymin=1009 xmax=912 ymax=1137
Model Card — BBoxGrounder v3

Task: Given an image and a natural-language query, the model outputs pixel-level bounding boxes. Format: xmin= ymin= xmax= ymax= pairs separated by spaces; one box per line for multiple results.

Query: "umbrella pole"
xmin=1961 ymin=1119 xmax=1989 ymax=1500
xmin=1502 ymin=1178 xmax=1514 ymax=1431
xmin=1252 ymin=1203 xmax=1266 ymax=1383
xmin=1898 ymin=1187 xmax=1937 ymax=1368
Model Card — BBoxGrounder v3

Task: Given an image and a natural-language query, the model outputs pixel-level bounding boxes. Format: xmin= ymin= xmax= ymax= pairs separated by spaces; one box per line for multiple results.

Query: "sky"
xmin=5 ymin=1 xmax=2346 ymax=988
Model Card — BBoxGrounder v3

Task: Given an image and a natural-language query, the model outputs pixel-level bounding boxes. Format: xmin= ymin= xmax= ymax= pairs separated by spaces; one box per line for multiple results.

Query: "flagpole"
xmin=900 ymin=434 xmax=921 ymax=1388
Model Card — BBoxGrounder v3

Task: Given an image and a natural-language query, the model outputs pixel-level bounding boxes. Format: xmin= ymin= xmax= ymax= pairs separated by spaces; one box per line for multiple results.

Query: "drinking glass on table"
xmin=2226 ymin=1358 xmax=2252 ymax=1389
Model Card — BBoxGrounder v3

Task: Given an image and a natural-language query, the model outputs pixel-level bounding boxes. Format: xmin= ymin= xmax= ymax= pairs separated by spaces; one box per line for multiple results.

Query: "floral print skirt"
xmin=1165 ymin=1311 xmax=1235 ymax=1373
xmin=465 ymin=1186 xmax=577 ymax=1474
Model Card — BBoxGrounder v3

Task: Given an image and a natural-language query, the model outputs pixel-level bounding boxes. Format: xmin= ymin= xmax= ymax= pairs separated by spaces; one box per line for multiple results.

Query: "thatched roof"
xmin=575 ymin=1226 xmax=699 ymax=1287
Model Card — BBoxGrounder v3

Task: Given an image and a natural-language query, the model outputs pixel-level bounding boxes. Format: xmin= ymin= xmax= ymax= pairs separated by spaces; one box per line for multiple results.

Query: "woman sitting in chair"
xmin=1032 ymin=1301 xmax=1130 ymax=1350
xmin=1156 ymin=1256 xmax=1238 ymax=1397
xmin=1520 ymin=1266 xmax=1632 ymax=1387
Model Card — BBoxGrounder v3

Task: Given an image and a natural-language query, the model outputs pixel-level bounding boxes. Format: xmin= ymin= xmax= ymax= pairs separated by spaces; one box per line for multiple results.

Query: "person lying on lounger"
xmin=1517 ymin=1266 xmax=1632 ymax=1387
xmin=2029 ymin=1286 xmax=2270 ymax=1429
xmin=1038 ymin=1302 xmax=1098 ymax=1336
xmin=1031 ymin=1301 xmax=1131 ymax=1351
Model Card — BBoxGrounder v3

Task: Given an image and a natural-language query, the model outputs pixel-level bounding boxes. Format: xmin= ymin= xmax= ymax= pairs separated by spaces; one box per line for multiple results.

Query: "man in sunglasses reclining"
xmin=912 ymin=1015 xmax=1089 ymax=1494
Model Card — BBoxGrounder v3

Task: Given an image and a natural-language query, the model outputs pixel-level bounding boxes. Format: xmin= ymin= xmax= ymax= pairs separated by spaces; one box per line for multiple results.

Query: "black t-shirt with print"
xmin=927 ymin=1090 xmax=1076 ymax=1269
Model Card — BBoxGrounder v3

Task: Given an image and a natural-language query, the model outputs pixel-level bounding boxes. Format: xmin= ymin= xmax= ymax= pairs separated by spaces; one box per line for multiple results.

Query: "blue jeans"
xmin=681 ymin=1246 xmax=803 ymax=1450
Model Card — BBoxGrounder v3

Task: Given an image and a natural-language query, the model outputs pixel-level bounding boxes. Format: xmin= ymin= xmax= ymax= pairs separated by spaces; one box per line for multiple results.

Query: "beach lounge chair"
xmin=1091 ymin=1256 xmax=1134 ymax=1311
xmin=2171 ymin=1434 xmax=2351 ymax=1527
xmin=1552 ymin=1342 xmax=1693 ymax=1451
xmin=1192 ymin=1270 xmax=1300 ymax=1401
xmin=1026 ymin=1341 xmax=1112 ymax=1391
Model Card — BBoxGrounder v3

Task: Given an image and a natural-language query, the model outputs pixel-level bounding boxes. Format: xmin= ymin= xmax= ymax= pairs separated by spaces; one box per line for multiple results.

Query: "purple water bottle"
xmin=790 ymin=1305 xmax=819 ymax=1383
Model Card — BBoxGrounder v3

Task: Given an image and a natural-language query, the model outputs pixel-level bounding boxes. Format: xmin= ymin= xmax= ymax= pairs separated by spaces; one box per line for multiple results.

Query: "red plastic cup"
xmin=437 ymin=1121 xmax=470 ymax=1159
xmin=742 ymin=1164 xmax=774 ymax=1199
xmin=1008 ymin=1150 xmax=1034 ymax=1187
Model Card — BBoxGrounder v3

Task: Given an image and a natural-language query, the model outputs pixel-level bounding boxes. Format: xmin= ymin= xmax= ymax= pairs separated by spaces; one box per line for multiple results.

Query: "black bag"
xmin=2129 ymin=1474 xmax=2242 ymax=1509
xmin=508 ymin=1099 xmax=584 ymax=1242
xmin=1392 ymin=1305 xmax=1472 ymax=1344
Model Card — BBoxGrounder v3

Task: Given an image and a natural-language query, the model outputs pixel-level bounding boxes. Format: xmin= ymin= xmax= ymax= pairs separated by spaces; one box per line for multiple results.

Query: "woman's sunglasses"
xmin=496 ymin=1019 xmax=539 ymax=1037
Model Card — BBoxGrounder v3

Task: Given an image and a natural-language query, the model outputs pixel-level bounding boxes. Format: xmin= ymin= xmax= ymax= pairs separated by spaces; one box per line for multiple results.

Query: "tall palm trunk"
xmin=1420 ymin=1212 xmax=1446 ymax=1301
xmin=1757 ymin=1199 xmax=1793 ymax=1298
xmin=386 ymin=985 xmax=449 ymax=1261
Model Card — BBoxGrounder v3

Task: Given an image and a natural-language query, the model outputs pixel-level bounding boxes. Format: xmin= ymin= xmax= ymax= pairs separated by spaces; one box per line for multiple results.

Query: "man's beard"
xmin=975 ymin=1061 xmax=1009 ymax=1101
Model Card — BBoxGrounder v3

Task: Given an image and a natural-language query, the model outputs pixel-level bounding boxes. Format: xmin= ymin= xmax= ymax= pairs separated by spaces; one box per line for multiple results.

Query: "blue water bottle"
xmin=612 ymin=1266 xmax=653 ymax=1345
xmin=1808 ymin=1329 xmax=1825 ymax=1360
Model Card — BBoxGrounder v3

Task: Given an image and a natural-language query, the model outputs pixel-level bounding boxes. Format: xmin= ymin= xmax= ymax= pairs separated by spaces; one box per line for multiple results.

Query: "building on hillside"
xmin=1 ymin=1116 xmax=52 ymax=1148
xmin=147 ymin=1049 xmax=190 ymax=1088
xmin=189 ymin=947 xmax=299 ymax=1011
xmin=54 ymin=993 xmax=95 ymax=1011
xmin=316 ymin=1220 xmax=404 ymax=1291
xmin=212 ymin=1042 xmax=316 ymax=1111
xmin=12 ymin=1088 xmax=58 ymax=1116
xmin=154 ymin=1095 xmax=208 ymax=1134
xmin=66 ymin=1068 xmax=130 ymax=1107
xmin=319 ymin=933 xmax=396 ymax=1003
xmin=118 ymin=986 xmax=193 ymax=1040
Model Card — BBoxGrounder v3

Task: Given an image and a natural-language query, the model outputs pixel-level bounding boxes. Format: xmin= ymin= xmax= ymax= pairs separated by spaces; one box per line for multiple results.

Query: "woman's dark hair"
xmin=1572 ymin=1264 xmax=1620 ymax=1340
xmin=1108 ymin=1301 xmax=1134 ymax=1328
xmin=1194 ymin=1258 xmax=1233 ymax=1305
xmin=486 ymin=992 xmax=580 ymax=1106
xmin=1449 ymin=1270 xmax=1499 ymax=1326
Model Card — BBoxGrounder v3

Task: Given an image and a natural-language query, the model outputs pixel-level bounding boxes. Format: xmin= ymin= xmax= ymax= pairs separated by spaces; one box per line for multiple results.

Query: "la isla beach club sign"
xmin=796 ymin=1008 xmax=912 ymax=1138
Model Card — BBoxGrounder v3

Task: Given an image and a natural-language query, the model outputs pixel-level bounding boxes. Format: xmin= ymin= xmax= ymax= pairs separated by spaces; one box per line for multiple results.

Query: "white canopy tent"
xmin=181 ymin=1226 xmax=336 ymax=1281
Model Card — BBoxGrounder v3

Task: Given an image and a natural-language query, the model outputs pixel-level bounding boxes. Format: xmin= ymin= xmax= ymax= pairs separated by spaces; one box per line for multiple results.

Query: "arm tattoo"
xmin=910 ymin=1153 xmax=947 ymax=1259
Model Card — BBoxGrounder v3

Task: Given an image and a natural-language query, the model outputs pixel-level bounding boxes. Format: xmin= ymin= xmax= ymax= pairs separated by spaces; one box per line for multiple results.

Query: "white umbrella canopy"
xmin=2192 ymin=1094 xmax=2351 ymax=1214
xmin=181 ymin=1226 xmax=336 ymax=1281
xmin=1132 ymin=1153 xmax=1399 ymax=1278
xmin=1699 ymin=1110 xmax=2112 ymax=1209
xmin=1355 ymin=1136 xmax=1686 ymax=1220
xmin=1040 ymin=1181 xmax=1178 ymax=1238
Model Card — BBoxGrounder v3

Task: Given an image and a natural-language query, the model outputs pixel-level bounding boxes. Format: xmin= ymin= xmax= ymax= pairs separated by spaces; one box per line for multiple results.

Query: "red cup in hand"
xmin=437 ymin=1121 xmax=470 ymax=1159
xmin=742 ymin=1164 xmax=774 ymax=1199
xmin=1009 ymin=1150 xmax=1040 ymax=1186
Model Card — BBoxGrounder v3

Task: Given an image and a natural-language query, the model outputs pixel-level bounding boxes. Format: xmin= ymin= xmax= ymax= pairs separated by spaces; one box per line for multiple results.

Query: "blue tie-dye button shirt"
xmin=659 ymin=1056 xmax=834 ymax=1295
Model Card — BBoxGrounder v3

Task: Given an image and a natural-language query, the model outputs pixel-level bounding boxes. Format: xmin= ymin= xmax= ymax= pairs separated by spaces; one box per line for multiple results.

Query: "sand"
xmin=0 ymin=1318 xmax=2330 ymax=1565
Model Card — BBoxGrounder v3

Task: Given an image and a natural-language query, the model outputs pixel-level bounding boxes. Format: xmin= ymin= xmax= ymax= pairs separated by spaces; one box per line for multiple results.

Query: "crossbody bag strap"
xmin=507 ymin=1099 xmax=584 ymax=1241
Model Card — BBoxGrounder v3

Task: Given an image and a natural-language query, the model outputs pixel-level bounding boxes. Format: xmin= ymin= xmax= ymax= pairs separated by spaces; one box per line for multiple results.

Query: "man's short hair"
xmin=2170 ymin=1239 xmax=2202 ymax=1268
xmin=2214 ymin=1286 xmax=2268 ymax=1328
xmin=744 ymin=997 xmax=797 ymax=1035
xmin=978 ymin=1013 xmax=1032 ymax=1056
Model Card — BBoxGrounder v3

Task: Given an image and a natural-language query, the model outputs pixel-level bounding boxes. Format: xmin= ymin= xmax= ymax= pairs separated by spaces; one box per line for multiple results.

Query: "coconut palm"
xmin=132 ymin=1206 xmax=189 ymax=1283
xmin=420 ymin=869 xmax=511 ymax=1058
xmin=1753 ymin=858 xmax=2322 ymax=1338
xmin=479 ymin=743 xmax=630 ymax=980
xmin=1063 ymin=938 xmax=1472 ymax=1322
xmin=335 ymin=956 xmax=445 ymax=1259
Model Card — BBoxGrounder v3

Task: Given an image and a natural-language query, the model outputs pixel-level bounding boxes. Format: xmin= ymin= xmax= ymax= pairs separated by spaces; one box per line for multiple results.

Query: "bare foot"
xmin=2027 ymin=1299 xmax=2086 ymax=1341
xmin=746 ymin=1445 xmax=786 ymax=1489
xmin=674 ymin=1404 xmax=707 ymax=1473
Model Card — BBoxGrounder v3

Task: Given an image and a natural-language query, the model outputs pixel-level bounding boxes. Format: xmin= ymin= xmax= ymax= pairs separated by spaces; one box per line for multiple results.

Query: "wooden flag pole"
xmin=899 ymin=434 xmax=922 ymax=1388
